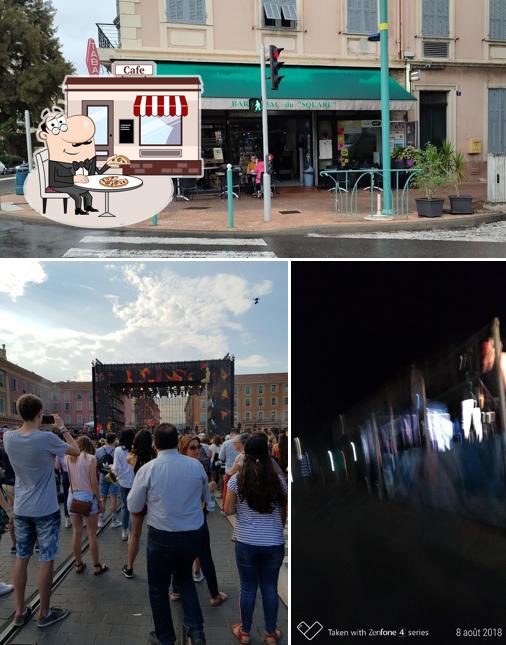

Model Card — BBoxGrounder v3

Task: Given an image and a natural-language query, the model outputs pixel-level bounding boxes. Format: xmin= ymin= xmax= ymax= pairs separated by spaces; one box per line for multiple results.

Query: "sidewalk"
xmin=0 ymin=182 xmax=502 ymax=234
xmin=6 ymin=508 xmax=288 ymax=645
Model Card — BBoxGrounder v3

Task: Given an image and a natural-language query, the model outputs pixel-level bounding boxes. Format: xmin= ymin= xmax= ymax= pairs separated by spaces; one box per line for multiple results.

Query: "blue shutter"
xmin=167 ymin=0 xmax=184 ymax=22
xmin=489 ymin=89 xmax=506 ymax=153
xmin=490 ymin=0 xmax=506 ymax=40
xmin=188 ymin=0 xmax=205 ymax=23
xmin=364 ymin=0 xmax=378 ymax=34
xmin=424 ymin=0 xmax=449 ymax=37
xmin=348 ymin=0 xmax=363 ymax=33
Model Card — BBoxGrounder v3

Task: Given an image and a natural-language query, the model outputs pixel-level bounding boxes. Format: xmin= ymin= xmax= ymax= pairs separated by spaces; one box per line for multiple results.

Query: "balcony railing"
xmin=97 ymin=23 xmax=120 ymax=49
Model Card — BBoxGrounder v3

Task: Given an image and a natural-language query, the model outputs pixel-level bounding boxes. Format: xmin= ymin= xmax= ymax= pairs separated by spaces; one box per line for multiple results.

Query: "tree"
xmin=0 ymin=0 xmax=74 ymax=156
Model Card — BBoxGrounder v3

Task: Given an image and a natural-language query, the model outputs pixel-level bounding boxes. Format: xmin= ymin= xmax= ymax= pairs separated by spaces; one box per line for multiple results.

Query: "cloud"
xmin=0 ymin=261 xmax=47 ymax=301
xmin=235 ymin=354 xmax=270 ymax=368
xmin=0 ymin=266 xmax=274 ymax=381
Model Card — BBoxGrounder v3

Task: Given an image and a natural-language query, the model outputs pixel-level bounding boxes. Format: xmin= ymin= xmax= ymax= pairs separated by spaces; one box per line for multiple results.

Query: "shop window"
xmin=422 ymin=0 xmax=449 ymax=38
xmin=166 ymin=0 xmax=206 ymax=24
xmin=263 ymin=0 xmax=298 ymax=29
xmin=140 ymin=115 xmax=182 ymax=146
xmin=490 ymin=0 xmax=506 ymax=41
xmin=347 ymin=0 xmax=377 ymax=34
xmin=489 ymin=89 xmax=506 ymax=153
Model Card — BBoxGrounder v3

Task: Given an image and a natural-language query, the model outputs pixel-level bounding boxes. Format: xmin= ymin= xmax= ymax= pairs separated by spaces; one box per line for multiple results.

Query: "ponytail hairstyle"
xmin=68 ymin=435 xmax=95 ymax=463
xmin=237 ymin=433 xmax=286 ymax=514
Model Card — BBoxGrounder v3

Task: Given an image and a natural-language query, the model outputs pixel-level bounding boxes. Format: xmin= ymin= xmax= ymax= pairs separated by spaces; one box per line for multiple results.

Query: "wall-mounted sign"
xmin=86 ymin=39 xmax=100 ymax=76
xmin=112 ymin=61 xmax=157 ymax=77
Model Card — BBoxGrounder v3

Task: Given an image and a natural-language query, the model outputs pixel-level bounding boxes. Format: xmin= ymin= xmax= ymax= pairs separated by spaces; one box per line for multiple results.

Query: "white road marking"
xmin=79 ymin=235 xmax=269 ymax=247
xmin=0 ymin=176 xmax=14 ymax=183
xmin=63 ymin=249 xmax=277 ymax=258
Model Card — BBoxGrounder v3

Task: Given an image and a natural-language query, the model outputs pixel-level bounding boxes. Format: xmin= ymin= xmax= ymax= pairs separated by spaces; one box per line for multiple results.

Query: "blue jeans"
xmin=147 ymin=525 xmax=205 ymax=645
xmin=235 ymin=541 xmax=284 ymax=634
xmin=119 ymin=486 xmax=131 ymax=530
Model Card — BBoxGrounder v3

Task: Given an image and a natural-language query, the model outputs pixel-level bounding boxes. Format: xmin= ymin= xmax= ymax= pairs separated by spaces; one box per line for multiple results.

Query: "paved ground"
xmin=292 ymin=482 xmax=506 ymax=644
xmin=0 ymin=503 xmax=288 ymax=645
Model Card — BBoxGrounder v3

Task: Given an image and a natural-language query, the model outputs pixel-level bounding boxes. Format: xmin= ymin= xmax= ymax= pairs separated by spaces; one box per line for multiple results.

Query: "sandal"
xmin=232 ymin=624 xmax=251 ymax=644
xmin=210 ymin=591 xmax=228 ymax=607
xmin=74 ymin=562 xmax=86 ymax=574
xmin=264 ymin=628 xmax=282 ymax=644
xmin=93 ymin=563 xmax=108 ymax=576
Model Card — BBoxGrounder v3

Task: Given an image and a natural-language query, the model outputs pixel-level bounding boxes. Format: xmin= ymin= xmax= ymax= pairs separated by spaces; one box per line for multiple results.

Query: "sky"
xmin=292 ymin=261 xmax=506 ymax=437
xmin=50 ymin=0 xmax=117 ymax=75
xmin=0 ymin=260 xmax=288 ymax=383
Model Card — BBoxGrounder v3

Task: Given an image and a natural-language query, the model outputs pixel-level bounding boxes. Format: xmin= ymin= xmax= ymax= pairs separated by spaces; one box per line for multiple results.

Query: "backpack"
xmin=97 ymin=447 xmax=114 ymax=475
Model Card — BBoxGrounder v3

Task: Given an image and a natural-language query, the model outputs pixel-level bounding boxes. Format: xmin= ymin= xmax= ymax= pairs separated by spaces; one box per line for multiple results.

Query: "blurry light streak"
xmin=340 ymin=450 xmax=348 ymax=479
xmin=327 ymin=450 xmax=335 ymax=472
xmin=350 ymin=441 xmax=357 ymax=462
xmin=294 ymin=437 xmax=302 ymax=460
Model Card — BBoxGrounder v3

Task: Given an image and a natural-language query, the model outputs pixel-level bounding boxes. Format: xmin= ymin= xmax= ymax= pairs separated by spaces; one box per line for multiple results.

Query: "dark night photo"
xmin=292 ymin=261 xmax=506 ymax=644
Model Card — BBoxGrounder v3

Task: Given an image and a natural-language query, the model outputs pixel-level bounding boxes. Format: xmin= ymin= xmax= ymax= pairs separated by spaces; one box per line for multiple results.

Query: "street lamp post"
xmin=367 ymin=0 xmax=394 ymax=219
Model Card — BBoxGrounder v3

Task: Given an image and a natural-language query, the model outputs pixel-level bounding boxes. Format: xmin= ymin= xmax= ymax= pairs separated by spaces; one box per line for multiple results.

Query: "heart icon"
xmin=297 ymin=621 xmax=324 ymax=641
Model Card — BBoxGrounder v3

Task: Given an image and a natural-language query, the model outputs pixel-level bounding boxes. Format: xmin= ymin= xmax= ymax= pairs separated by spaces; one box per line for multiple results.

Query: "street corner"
xmin=23 ymin=170 xmax=174 ymax=229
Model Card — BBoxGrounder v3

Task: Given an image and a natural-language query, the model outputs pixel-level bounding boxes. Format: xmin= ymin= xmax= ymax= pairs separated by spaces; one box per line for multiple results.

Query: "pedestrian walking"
xmin=209 ymin=436 xmax=223 ymax=490
xmin=4 ymin=395 xmax=79 ymax=628
xmin=66 ymin=436 xmax=108 ymax=576
xmin=176 ymin=435 xmax=228 ymax=606
xmin=55 ymin=455 xmax=71 ymax=528
xmin=112 ymin=429 xmax=135 ymax=541
xmin=121 ymin=429 xmax=156 ymax=578
xmin=127 ymin=423 xmax=209 ymax=645
xmin=95 ymin=433 xmax=121 ymax=529
xmin=219 ymin=429 xmax=240 ymax=509
xmin=224 ymin=434 xmax=287 ymax=645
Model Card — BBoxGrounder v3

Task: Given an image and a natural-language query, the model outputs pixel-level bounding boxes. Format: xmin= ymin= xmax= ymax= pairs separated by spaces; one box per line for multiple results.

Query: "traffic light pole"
xmin=260 ymin=44 xmax=272 ymax=223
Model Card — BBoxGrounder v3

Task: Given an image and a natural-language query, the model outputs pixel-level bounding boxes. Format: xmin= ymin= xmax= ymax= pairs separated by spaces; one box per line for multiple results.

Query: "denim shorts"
xmin=14 ymin=510 xmax=61 ymax=562
xmin=67 ymin=490 xmax=99 ymax=516
xmin=99 ymin=476 xmax=119 ymax=498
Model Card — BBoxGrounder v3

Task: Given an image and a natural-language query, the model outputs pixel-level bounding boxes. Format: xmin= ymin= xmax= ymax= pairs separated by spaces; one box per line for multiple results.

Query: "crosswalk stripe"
xmin=63 ymin=248 xmax=277 ymax=258
xmin=79 ymin=235 xmax=269 ymax=247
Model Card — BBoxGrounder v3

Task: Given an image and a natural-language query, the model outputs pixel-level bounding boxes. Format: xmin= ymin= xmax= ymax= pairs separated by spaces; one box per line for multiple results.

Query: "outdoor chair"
xmin=179 ymin=178 xmax=199 ymax=200
xmin=35 ymin=149 xmax=70 ymax=214
xmin=220 ymin=169 xmax=241 ymax=199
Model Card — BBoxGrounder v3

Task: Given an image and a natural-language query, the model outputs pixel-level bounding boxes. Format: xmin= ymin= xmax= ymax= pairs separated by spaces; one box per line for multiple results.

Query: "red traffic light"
xmin=269 ymin=45 xmax=285 ymax=91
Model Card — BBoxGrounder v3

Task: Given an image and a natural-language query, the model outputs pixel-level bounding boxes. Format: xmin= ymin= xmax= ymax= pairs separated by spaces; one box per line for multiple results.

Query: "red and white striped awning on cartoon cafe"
xmin=133 ymin=95 xmax=189 ymax=117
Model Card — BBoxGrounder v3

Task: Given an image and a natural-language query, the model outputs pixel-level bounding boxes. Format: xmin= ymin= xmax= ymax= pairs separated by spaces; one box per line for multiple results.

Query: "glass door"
xmin=82 ymin=101 xmax=114 ymax=157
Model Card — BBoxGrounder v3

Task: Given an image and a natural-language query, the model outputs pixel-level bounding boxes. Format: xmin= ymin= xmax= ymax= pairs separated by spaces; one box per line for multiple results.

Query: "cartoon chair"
xmin=35 ymin=149 xmax=70 ymax=215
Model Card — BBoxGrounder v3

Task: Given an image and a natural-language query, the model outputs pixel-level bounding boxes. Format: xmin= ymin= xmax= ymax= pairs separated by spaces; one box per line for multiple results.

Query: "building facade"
xmin=186 ymin=372 xmax=288 ymax=433
xmin=97 ymin=0 xmax=506 ymax=182
xmin=51 ymin=382 xmax=94 ymax=428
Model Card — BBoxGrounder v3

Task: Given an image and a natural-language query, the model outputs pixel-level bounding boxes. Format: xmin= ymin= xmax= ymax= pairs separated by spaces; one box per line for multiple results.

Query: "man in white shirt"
xmin=128 ymin=423 xmax=209 ymax=645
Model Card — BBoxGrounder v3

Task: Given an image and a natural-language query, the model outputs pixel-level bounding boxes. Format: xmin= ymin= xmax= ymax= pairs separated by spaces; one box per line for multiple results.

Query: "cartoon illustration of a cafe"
xmin=64 ymin=68 xmax=203 ymax=178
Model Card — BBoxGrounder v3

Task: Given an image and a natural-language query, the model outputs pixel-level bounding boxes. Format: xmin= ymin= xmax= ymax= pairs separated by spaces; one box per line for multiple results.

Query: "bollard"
xmin=227 ymin=163 xmax=234 ymax=229
xmin=151 ymin=214 xmax=158 ymax=226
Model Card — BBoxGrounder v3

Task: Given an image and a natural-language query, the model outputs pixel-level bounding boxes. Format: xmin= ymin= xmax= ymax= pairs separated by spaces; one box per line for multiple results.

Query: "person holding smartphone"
xmin=3 ymin=394 xmax=79 ymax=629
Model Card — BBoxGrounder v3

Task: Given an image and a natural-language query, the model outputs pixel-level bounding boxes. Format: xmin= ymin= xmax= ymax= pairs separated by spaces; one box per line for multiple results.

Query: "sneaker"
xmin=97 ymin=516 xmax=104 ymax=529
xmin=36 ymin=607 xmax=70 ymax=628
xmin=64 ymin=518 xmax=71 ymax=528
xmin=10 ymin=546 xmax=16 ymax=555
xmin=0 ymin=582 xmax=13 ymax=597
xmin=193 ymin=570 xmax=205 ymax=583
xmin=121 ymin=529 xmax=128 ymax=541
xmin=13 ymin=607 xmax=31 ymax=627
xmin=111 ymin=520 xmax=122 ymax=529
xmin=121 ymin=565 xmax=134 ymax=579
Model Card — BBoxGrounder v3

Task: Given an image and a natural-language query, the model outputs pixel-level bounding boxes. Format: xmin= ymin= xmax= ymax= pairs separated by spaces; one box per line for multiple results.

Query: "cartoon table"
xmin=85 ymin=175 xmax=144 ymax=218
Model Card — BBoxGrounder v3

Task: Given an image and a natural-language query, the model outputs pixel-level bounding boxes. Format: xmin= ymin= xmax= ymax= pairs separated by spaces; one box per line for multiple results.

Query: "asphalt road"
xmin=3 ymin=218 xmax=506 ymax=258
xmin=0 ymin=176 xmax=16 ymax=195
xmin=292 ymin=483 xmax=506 ymax=644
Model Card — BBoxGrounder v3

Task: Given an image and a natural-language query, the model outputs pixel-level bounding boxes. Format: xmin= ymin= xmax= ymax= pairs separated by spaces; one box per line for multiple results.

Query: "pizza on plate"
xmin=99 ymin=176 xmax=129 ymax=188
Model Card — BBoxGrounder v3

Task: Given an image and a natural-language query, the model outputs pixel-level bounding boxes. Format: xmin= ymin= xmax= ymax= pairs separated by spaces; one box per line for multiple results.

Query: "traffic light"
xmin=269 ymin=45 xmax=285 ymax=91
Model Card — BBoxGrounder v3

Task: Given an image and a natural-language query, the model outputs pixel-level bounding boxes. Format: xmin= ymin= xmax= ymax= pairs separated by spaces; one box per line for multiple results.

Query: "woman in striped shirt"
xmin=225 ymin=434 xmax=287 ymax=645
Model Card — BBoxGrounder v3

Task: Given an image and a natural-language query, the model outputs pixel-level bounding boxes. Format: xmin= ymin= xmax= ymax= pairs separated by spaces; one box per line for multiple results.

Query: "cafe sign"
xmin=201 ymin=98 xmax=416 ymax=111
xmin=112 ymin=61 xmax=157 ymax=77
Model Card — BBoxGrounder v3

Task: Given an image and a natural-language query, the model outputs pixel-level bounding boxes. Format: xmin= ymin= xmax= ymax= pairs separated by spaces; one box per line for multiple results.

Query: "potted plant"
xmin=413 ymin=143 xmax=447 ymax=217
xmin=448 ymin=150 xmax=473 ymax=214
xmin=391 ymin=146 xmax=405 ymax=169
xmin=401 ymin=145 xmax=417 ymax=168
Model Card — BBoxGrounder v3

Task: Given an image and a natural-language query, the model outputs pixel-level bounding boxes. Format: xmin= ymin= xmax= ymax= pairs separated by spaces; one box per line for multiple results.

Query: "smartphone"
xmin=41 ymin=415 xmax=55 ymax=425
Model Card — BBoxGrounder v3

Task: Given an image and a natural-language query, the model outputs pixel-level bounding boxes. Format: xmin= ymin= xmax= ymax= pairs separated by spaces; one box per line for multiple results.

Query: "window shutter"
xmin=490 ymin=0 xmax=506 ymax=41
xmin=188 ymin=0 xmax=205 ymax=23
xmin=364 ymin=0 xmax=378 ymax=34
xmin=424 ymin=0 xmax=449 ymax=37
xmin=489 ymin=89 xmax=506 ymax=154
xmin=348 ymin=0 xmax=363 ymax=33
xmin=167 ymin=0 xmax=184 ymax=22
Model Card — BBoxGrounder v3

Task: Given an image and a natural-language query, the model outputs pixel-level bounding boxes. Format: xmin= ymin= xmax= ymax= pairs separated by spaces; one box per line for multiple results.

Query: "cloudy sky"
xmin=0 ymin=260 xmax=288 ymax=382
xmin=51 ymin=0 xmax=117 ymax=75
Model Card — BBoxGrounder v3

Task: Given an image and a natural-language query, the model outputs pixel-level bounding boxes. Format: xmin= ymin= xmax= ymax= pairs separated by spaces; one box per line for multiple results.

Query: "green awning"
xmin=156 ymin=61 xmax=416 ymax=110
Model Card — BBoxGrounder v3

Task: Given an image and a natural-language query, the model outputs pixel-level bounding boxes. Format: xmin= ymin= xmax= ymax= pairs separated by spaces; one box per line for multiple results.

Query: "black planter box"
xmin=416 ymin=198 xmax=445 ymax=218
xmin=449 ymin=195 xmax=474 ymax=214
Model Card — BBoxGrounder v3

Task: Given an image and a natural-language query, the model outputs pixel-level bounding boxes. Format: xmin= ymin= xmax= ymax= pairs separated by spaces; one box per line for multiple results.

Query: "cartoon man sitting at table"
xmin=37 ymin=106 xmax=123 ymax=216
